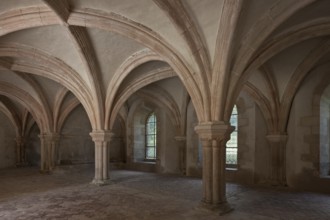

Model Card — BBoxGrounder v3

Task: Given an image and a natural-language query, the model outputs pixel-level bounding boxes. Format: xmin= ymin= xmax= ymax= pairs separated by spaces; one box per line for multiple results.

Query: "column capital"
xmin=174 ymin=136 xmax=186 ymax=141
xmin=15 ymin=136 xmax=24 ymax=144
xmin=39 ymin=132 xmax=60 ymax=141
xmin=195 ymin=121 xmax=234 ymax=141
xmin=266 ymin=134 xmax=288 ymax=143
xmin=90 ymin=130 xmax=114 ymax=142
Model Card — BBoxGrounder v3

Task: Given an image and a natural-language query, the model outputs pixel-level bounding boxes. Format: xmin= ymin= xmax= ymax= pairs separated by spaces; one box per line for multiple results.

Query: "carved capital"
xmin=90 ymin=130 xmax=114 ymax=142
xmin=174 ymin=136 xmax=186 ymax=142
xmin=195 ymin=121 xmax=234 ymax=142
xmin=266 ymin=134 xmax=288 ymax=143
xmin=39 ymin=133 xmax=60 ymax=141
xmin=15 ymin=136 xmax=25 ymax=145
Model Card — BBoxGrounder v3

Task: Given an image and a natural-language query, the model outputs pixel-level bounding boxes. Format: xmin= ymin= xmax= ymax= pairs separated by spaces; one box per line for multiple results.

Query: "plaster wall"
xmin=0 ymin=111 xmax=16 ymax=168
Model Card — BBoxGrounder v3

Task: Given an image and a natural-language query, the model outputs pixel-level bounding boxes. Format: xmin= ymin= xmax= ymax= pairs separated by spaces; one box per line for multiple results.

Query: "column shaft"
xmin=195 ymin=121 xmax=234 ymax=214
xmin=39 ymin=133 xmax=60 ymax=173
xmin=15 ymin=137 xmax=22 ymax=166
xmin=202 ymin=139 xmax=212 ymax=203
xmin=175 ymin=136 xmax=187 ymax=175
xmin=90 ymin=130 xmax=113 ymax=185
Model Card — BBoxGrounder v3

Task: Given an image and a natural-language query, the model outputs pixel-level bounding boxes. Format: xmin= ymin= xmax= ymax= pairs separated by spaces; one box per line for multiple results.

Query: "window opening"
xmin=145 ymin=113 xmax=157 ymax=160
xmin=226 ymin=105 xmax=238 ymax=166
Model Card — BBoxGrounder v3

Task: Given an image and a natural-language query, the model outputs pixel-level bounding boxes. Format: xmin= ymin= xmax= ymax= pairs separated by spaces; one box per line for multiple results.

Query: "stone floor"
xmin=0 ymin=165 xmax=330 ymax=220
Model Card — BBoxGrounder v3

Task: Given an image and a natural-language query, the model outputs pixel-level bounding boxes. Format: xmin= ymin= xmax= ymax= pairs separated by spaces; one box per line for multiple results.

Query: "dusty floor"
xmin=0 ymin=165 xmax=330 ymax=220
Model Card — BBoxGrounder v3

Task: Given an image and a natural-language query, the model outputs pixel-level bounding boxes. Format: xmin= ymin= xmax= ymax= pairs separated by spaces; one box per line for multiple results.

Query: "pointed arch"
xmin=0 ymin=43 xmax=99 ymax=129
xmin=0 ymin=97 xmax=21 ymax=137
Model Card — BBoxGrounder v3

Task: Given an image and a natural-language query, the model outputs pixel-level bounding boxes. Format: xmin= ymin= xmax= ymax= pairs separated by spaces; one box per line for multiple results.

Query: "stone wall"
xmin=286 ymin=68 xmax=330 ymax=193
xmin=126 ymin=100 xmax=180 ymax=174
xmin=25 ymin=123 xmax=40 ymax=166
xmin=59 ymin=105 xmax=94 ymax=165
xmin=186 ymin=100 xmax=202 ymax=177
xmin=0 ymin=111 xmax=16 ymax=168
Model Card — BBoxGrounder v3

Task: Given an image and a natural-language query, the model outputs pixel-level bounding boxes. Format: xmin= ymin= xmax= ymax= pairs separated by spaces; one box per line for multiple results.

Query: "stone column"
xmin=175 ymin=136 xmax=186 ymax=175
xmin=195 ymin=121 xmax=234 ymax=214
xmin=15 ymin=136 xmax=25 ymax=167
xmin=39 ymin=133 xmax=60 ymax=173
xmin=90 ymin=130 xmax=113 ymax=185
xmin=266 ymin=134 xmax=288 ymax=186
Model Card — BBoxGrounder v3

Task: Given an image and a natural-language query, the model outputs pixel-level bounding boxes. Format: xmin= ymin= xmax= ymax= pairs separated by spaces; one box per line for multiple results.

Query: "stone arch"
xmin=105 ymin=49 xmax=165 ymax=128
xmin=311 ymin=69 xmax=330 ymax=177
xmin=136 ymin=88 xmax=181 ymax=135
xmin=0 ymin=6 xmax=208 ymax=123
xmin=224 ymin=0 xmax=317 ymax=122
xmin=56 ymin=99 xmax=81 ymax=133
xmin=278 ymin=40 xmax=330 ymax=132
xmin=232 ymin=0 xmax=316 ymax=79
xmin=0 ymin=82 xmax=48 ymax=133
xmin=0 ymin=43 xmax=98 ymax=130
xmin=69 ymin=8 xmax=207 ymax=122
xmin=0 ymin=97 xmax=21 ymax=137
xmin=57 ymin=102 xmax=94 ymax=166
xmin=230 ymin=19 xmax=330 ymax=122
xmin=108 ymin=66 xmax=177 ymax=129
xmin=243 ymin=83 xmax=275 ymax=133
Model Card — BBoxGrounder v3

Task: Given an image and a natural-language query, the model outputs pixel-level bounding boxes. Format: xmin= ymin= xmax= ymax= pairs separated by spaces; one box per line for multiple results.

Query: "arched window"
xmin=145 ymin=113 xmax=157 ymax=160
xmin=226 ymin=105 xmax=238 ymax=167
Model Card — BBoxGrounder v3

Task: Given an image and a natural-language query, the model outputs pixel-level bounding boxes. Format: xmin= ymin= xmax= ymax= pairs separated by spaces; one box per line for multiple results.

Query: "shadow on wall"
xmin=25 ymin=123 xmax=40 ymax=167
xmin=58 ymin=105 xmax=94 ymax=165
xmin=0 ymin=111 xmax=16 ymax=169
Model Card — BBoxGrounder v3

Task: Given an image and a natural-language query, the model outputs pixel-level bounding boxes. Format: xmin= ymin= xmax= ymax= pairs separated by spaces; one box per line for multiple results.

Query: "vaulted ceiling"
xmin=0 ymin=0 xmax=329 ymax=135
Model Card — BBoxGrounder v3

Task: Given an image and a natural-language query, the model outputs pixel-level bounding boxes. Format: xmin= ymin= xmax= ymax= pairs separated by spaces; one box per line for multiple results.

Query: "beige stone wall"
xmin=59 ymin=105 xmax=94 ymax=165
xmin=0 ymin=111 xmax=16 ymax=168
xmin=186 ymin=100 xmax=202 ymax=177
xmin=109 ymin=117 xmax=125 ymax=164
xmin=225 ymin=92 xmax=269 ymax=184
xmin=125 ymin=99 xmax=181 ymax=174
xmin=285 ymin=68 xmax=330 ymax=193
xmin=25 ymin=123 xmax=40 ymax=166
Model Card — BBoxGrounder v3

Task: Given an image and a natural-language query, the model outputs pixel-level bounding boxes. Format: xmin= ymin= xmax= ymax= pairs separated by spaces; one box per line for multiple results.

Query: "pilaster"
xmin=175 ymin=136 xmax=187 ymax=175
xmin=266 ymin=134 xmax=288 ymax=186
xmin=15 ymin=136 xmax=27 ymax=167
xmin=39 ymin=133 xmax=60 ymax=173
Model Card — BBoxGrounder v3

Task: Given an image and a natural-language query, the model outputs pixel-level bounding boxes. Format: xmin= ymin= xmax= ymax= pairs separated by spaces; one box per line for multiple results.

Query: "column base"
xmin=91 ymin=178 xmax=113 ymax=186
xmin=39 ymin=169 xmax=52 ymax=175
xmin=16 ymin=161 xmax=30 ymax=167
xmin=269 ymin=179 xmax=288 ymax=187
xmin=198 ymin=200 xmax=233 ymax=215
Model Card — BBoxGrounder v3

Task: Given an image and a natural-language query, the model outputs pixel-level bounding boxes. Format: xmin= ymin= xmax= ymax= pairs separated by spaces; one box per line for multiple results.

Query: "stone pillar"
xmin=175 ymin=136 xmax=186 ymax=175
xmin=266 ymin=134 xmax=288 ymax=186
xmin=39 ymin=133 xmax=60 ymax=173
xmin=195 ymin=121 xmax=234 ymax=214
xmin=90 ymin=130 xmax=113 ymax=185
xmin=15 ymin=136 xmax=26 ymax=167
